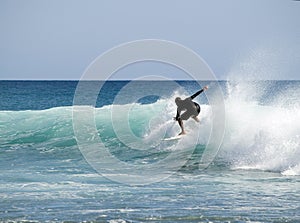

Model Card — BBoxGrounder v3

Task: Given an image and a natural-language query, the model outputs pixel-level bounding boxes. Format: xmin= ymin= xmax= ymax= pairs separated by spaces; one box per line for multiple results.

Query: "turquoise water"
xmin=0 ymin=81 xmax=299 ymax=222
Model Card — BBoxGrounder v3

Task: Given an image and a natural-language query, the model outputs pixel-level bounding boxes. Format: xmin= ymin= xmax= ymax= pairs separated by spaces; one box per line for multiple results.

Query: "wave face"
xmin=0 ymin=99 xmax=211 ymax=177
xmin=0 ymin=81 xmax=299 ymax=176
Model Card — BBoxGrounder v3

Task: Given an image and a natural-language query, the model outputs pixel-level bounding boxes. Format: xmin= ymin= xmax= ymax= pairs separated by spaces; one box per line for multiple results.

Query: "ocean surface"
xmin=0 ymin=80 xmax=299 ymax=222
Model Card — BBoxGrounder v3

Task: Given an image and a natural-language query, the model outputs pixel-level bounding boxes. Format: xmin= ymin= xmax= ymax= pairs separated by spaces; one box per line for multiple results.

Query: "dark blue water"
xmin=0 ymin=81 xmax=215 ymax=110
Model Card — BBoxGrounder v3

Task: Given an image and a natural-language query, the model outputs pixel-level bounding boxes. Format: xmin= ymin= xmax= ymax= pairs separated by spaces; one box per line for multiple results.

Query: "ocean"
xmin=0 ymin=80 xmax=299 ymax=222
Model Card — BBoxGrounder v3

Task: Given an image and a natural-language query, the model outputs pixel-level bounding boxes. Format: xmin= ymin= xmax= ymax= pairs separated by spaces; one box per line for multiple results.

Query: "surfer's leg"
xmin=180 ymin=111 xmax=190 ymax=121
xmin=178 ymin=112 xmax=190 ymax=135
xmin=177 ymin=119 xmax=186 ymax=135
xmin=192 ymin=103 xmax=201 ymax=123
xmin=192 ymin=115 xmax=200 ymax=122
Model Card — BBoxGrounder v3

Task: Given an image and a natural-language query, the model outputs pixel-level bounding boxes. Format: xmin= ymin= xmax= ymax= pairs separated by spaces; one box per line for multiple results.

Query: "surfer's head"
xmin=175 ymin=97 xmax=182 ymax=106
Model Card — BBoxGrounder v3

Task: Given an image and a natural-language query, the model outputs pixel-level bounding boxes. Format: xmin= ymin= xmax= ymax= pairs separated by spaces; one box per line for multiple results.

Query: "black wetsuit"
xmin=175 ymin=89 xmax=204 ymax=121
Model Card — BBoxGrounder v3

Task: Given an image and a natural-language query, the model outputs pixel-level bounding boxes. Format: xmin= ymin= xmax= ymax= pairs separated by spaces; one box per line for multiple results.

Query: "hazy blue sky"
xmin=0 ymin=0 xmax=299 ymax=80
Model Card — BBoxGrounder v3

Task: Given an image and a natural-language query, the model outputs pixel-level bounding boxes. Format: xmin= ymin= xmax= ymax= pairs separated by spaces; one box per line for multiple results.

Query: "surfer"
xmin=174 ymin=86 xmax=208 ymax=135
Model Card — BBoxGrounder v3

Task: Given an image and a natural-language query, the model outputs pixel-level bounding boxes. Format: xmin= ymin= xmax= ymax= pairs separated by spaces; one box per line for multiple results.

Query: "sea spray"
xmin=218 ymin=81 xmax=300 ymax=175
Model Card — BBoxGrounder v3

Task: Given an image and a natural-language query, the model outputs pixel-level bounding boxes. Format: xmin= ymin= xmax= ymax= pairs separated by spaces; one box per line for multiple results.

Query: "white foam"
xmin=219 ymin=81 xmax=300 ymax=174
xmin=282 ymin=164 xmax=300 ymax=176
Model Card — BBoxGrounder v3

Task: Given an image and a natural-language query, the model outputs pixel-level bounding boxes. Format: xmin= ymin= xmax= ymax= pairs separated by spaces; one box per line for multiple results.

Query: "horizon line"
xmin=0 ymin=79 xmax=299 ymax=81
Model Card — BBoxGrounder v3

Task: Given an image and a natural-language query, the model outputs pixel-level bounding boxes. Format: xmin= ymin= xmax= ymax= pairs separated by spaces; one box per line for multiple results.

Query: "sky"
xmin=0 ymin=0 xmax=299 ymax=80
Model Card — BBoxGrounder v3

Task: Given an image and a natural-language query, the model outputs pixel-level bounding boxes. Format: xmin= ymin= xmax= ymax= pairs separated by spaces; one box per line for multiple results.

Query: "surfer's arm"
xmin=174 ymin=109 xmax=181 ymax=121
xmin=190 ymin=86 xmax=208 ymax=99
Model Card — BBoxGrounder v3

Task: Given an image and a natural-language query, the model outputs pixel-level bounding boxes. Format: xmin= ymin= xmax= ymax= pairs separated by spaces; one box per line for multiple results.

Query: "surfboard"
xmin=163 ymin=135 xmax=183 ymax=141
